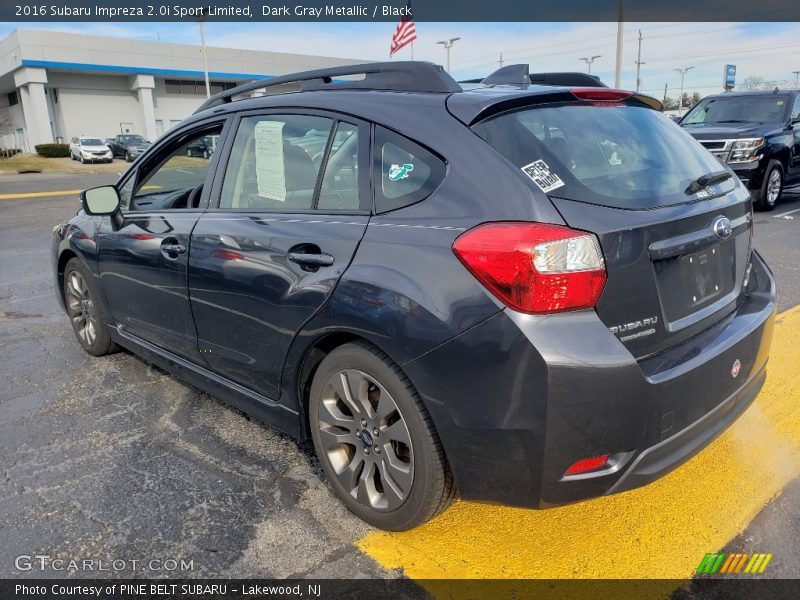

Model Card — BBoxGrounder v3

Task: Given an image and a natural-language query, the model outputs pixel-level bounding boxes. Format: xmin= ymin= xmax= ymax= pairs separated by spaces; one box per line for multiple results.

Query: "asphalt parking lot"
xmin=1 ymin=172 xmax=799 ymax=591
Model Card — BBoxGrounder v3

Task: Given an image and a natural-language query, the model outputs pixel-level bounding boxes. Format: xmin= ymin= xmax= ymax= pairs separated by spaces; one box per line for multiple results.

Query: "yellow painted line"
xmin=357 ymin=304 xmax=800 ymax=581
xmin=0 ymin=185 xmax=160 ymax=201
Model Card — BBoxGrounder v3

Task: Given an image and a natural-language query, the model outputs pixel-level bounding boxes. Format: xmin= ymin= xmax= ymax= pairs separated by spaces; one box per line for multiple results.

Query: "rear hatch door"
xmin=471 ymin=97 xmax=753 ymax=358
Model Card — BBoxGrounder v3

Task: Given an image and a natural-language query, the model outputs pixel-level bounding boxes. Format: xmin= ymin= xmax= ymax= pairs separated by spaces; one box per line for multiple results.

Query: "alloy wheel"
xmin=767 ymin=169 xmax=782 ymax=206
xmin=65 ymin=270 xmax=98 ymax=346
xmin=317 ymin=369 xmax=414 ymax=511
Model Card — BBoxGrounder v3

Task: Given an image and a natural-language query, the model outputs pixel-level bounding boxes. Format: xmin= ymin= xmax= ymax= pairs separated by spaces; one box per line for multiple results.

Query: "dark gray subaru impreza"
xmin=51 ymin=62 xmax=776 ymax=530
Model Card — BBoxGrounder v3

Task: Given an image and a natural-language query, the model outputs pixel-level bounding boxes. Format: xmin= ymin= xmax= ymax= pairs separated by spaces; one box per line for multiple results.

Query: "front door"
xmin=188 ymin=111 xmax=370 ymax=401
xmin=96 ymin=120 xmax=227 ymax=361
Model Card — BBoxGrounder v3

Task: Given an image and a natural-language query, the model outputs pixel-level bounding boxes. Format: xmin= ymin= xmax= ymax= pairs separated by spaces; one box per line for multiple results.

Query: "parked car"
xmin=69 ymin=136 xmax=113 ymax=164
xmin=680 ymin=89 xmax=800 ymax=210
xmin=52 ymin=62 xmax=776 ymax=530
xmin=106 ymin=134 xmax=151 ymax=162
xmin=185 ymin=135 xmax=219 ymax=158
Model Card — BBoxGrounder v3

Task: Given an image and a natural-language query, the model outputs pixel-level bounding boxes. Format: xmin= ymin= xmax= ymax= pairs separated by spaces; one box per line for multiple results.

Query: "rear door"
xmin=790 ymin=95 xmax=800 ymax=182
xmin=472 ymin=99 xmax=752 ymax=358
xmin=188 ymin=110 xmax=370 ymax=400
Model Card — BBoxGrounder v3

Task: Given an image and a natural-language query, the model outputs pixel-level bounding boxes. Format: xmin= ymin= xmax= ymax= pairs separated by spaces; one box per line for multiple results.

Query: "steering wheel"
xmin=186 ymin=184 xmax=204 ymax=209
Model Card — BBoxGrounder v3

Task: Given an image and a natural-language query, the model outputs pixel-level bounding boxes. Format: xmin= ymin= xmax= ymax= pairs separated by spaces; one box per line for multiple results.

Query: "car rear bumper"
xmin=404 ymin=250 xmax=776 ymax=508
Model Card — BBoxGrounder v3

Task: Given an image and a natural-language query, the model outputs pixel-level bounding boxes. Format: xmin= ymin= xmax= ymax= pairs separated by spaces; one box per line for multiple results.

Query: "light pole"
xmin=794 ymin=70 xmax=800 ymax=87
xmin=436 ymin=37 xmax=460 ymax=72
xmin=579 ymin=55 xmax=602 ymax=75
xmin=674 ymin=66 xmax=695 ymax=116
xmin=198 ymin=16 xmax=211 ymax=99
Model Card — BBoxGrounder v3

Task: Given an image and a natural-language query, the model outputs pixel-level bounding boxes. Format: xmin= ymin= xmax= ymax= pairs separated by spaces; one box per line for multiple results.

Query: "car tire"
xmin=309 ymin=341 xmax=456 ymax=530
xmin=755 ymin=160 xmax=784 ymax=211
xmin=125 ymin=152 xmax=132 ymax=162
xmin=203 ymin=149 xmax=210 ymax=159
xmin=63 ymin=258 xmax=119 ymax=357
xmin=80 ymin=154 xmax=86 ymax=164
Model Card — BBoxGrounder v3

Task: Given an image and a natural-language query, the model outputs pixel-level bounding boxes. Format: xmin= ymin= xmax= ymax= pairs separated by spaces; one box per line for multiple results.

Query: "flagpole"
xmin=411 ymin=41 xmax=414 ymax=60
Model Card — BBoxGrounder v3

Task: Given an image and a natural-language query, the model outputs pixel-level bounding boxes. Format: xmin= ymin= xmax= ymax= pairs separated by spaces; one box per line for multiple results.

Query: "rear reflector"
xmin=452 ymin=222 xmax=607 ymax=314
xmin=564 ymin=454 xmax=610 ymax=475
xmin=571 ymin=88 xmax=632 ymax=102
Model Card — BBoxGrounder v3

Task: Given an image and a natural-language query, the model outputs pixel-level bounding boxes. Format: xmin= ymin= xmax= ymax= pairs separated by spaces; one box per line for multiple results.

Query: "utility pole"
xmin=674 ymin=66 xmax=695 ymax=116
xmin=634 ymin=29 xmax=645 ymax=92
xmin=663 ymin=82 xmax=668 ymax=106
xmin=794 ymin=70 xmax=800 ymax=87
xmin=579 ymin=55 xmax=602 ymax=74
xmin=198 ymin=16 xmax=211 ymax=99
xmin=436 ymin=37 xmax=461 ymax=72
xmin=498 ymin=53 xmax=504 ymax=68
xmin=614 ymin=0 xmax=624 ymax=88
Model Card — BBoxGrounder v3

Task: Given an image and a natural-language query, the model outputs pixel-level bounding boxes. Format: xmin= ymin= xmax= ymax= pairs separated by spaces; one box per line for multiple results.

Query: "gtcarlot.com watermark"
xmin=15 ymin=554 xmax=194 ymax=573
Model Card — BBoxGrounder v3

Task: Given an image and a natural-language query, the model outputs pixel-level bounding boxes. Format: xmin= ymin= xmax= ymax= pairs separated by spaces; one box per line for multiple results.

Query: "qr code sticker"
xmin=521 ymin=160 xmax=565 ymax=193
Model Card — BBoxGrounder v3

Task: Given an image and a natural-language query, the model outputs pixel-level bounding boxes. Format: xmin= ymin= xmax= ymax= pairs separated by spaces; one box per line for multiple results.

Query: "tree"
xmin=663 ymin=96 xmax=679 ymax=110
xmin=691 ymin=92 xmax=702 ymax=106
xmin=742 ymin=75 xmax=765 ymax=89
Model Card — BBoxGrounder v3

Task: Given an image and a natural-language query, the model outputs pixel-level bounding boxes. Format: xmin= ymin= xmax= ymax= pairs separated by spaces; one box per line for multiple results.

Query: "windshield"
xmin=120 ymin=135 xmax=147 ymax=143
xmin=682 ymin=95 xmax=790 ymax=125
xmin=473 ymin=103 xmax=730 ymax=210
xmin=80 ymin=138 xmax=104 ymax=146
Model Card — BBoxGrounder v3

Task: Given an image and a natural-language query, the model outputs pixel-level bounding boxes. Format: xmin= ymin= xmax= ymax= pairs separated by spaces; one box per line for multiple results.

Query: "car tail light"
xmin=571 ymin=88 xmax=632 ymax=102
xmin=452 ymin=222 xmax=607 ymax=314
xmin=564 ymin=454 xmax=610 ymax=476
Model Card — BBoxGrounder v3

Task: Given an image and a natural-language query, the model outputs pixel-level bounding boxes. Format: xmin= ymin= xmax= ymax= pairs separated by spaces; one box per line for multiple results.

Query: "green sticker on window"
xmin=388 ymin=163 xmax=414 ymax=181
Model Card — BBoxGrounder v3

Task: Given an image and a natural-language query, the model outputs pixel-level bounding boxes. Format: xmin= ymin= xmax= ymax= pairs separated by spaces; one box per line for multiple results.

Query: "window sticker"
xmin=521 ymin=159 xmax=565 ymax=193
xmin=388 ymin=163 xmax=414 ymax=181
xmin=254 ymin=121 xmax=286 ymax=202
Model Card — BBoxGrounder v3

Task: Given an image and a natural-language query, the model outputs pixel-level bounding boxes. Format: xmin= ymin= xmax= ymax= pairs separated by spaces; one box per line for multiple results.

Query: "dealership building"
xmin=0 ymin=29 xmax=363 ymax=151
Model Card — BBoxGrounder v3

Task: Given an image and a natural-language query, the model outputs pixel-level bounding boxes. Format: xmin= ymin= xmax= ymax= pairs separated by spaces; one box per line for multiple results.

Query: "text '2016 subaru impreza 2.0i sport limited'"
xmin=52 ymin=62 xmax=776 ymax=530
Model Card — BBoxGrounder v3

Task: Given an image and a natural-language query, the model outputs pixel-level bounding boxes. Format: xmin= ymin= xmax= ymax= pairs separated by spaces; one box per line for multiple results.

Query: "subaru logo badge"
xmin=713 ymin=216 xmax=732 ymax=240
xmin=731 ymin=359 xmax=742 ymax=378
xmin=358 ymin=430 xmax=374 ymax=447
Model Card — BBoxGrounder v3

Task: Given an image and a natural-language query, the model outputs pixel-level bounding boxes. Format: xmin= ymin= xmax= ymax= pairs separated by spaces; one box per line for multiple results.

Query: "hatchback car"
xmin=69 ymin=136 xmax=113 ymax=163
xmin=52 ymin=62 xmax=776 ymax=530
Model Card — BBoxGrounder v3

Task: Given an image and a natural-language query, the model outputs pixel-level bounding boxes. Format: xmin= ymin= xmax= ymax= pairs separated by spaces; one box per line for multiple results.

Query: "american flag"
xmin=389 ymin=2 xmax=416 ymax=57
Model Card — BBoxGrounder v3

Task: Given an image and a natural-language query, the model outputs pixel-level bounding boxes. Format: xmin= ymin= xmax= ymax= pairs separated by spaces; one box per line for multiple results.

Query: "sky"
xmin=1 ymin=21 xmax=799 ymax=99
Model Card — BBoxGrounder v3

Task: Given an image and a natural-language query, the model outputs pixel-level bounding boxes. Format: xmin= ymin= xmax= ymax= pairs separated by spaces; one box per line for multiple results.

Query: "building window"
xmin=164 ymin=79 xmax=238 ymax=95
xmin=8 ymin=91 xmax=18 ymax=106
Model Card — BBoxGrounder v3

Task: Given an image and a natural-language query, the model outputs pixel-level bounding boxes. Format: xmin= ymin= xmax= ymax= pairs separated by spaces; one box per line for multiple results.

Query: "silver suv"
xmin=69 ymin=136 xmax=113 ymax=164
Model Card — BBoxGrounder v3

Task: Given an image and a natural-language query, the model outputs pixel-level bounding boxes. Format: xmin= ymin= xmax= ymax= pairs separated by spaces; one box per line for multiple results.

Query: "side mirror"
xmin=82 ymin=185 xmax=120 ymax=216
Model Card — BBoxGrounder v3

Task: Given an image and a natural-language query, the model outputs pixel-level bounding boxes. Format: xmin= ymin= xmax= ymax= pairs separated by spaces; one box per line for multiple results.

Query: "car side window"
xmin=317 ymin=122 xmax=361 ymax=210
xmin=373 ymin=127 xmax=446 ymax=214
xmin=219 ymin=114 xmax=334 ymax=211
xmin=126 ymin=124 xmax=223 ymax=211
xmin=792 ymin=96 xmax=800 ymax=121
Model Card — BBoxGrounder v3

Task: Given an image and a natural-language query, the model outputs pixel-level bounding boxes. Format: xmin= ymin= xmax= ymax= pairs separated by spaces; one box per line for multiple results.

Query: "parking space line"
xmin=357 ymin=305 xmax=800 ymax=580
xmin=774 ymin=206 xmax=800 ymax=218
xmin=0 ymin=185 xmax=161 ymax=201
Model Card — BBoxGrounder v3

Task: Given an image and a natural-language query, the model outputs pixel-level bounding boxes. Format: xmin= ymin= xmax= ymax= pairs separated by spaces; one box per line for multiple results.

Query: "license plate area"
xmin=654 ymin=242 xmax=736 ymax=324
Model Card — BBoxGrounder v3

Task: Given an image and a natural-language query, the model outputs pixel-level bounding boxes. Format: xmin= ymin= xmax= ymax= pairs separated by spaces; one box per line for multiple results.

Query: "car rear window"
xmin=472 ymin=103 xmax=730 ymax=210
xmin=682 ymin=95 xmax=790 ymax=125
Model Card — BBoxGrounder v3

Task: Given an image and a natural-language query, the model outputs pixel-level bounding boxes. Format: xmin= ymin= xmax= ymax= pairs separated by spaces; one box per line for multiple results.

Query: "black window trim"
xmin=115 ymin=115 xmax=231 ymax=215
xmin=206 ymin=107 xmax=371 ymax=215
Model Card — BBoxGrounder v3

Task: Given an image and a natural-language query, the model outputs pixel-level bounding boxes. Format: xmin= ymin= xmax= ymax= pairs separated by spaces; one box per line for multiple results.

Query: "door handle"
xmin=161 ymin=238 xmax=186 ymax=257
xmin=288 ymin=252 xmax=334 ymax=267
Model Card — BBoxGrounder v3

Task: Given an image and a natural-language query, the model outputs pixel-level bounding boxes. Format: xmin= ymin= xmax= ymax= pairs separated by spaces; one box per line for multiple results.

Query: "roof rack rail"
xmin=194 ymin=61 xmax=461 ymax=113
xmin=459 ymin=65 xmax=607 ymax=88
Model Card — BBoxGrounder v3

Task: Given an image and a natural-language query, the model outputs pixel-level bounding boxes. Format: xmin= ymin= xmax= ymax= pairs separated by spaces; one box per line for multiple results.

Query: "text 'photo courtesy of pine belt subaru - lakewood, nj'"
xmin=51 ymin=62 xmax=776 ymax=531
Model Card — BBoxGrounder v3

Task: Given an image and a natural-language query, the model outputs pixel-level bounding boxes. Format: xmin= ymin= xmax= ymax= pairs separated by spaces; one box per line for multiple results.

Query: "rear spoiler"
xmin=460 ymin=64 xmax=607 ymax=88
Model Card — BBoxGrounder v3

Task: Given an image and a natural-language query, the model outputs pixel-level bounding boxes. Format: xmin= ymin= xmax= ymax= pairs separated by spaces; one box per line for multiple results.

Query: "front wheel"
xmin=309 ymin=342 xmax=455 ymax=530
xmin=63 ymin=258 xmax=119 ymax=356
xmin=755 ymin=161 xmax=784 ymax=211
xmin=125 ymin=152 xmax=132 ymax=162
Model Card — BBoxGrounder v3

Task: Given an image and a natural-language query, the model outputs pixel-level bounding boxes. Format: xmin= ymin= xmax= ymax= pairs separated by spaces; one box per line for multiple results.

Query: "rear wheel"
xmin=755 ymin=161 xmax=783 ymax=211
xmin=63 ymin=258 xmax=119 ymax=356
xmin=309 ymin=342 xmax=455 ymax=530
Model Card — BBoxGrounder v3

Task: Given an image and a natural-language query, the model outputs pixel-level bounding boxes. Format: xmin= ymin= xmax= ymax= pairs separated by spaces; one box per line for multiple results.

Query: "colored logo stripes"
xmin=696 ymin=552 xmax=773 ymax=574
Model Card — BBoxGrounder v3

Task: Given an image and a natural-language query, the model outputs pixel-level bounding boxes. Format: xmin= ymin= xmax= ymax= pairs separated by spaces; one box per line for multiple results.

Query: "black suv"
xmin=681 ymin=89 xmax=800 ymax=210
xmin=52 ymin=63 xmax=776 ymax=530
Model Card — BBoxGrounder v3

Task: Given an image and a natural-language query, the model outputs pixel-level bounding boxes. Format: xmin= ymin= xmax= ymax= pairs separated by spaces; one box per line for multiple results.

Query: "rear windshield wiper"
xmin=685 ymin=170 xmax=733 ymax=195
